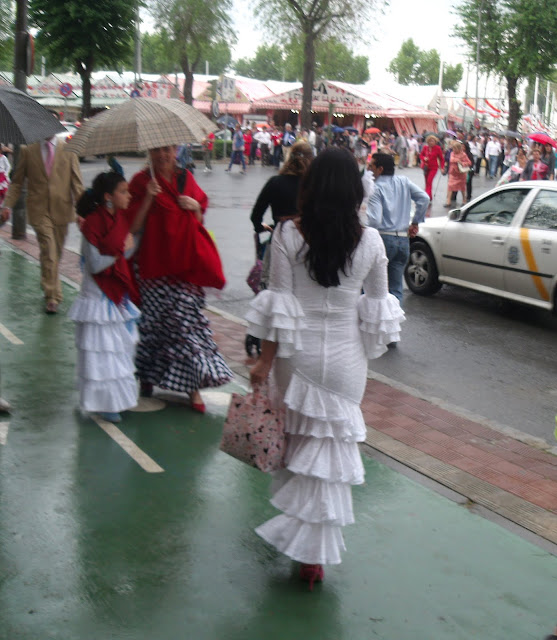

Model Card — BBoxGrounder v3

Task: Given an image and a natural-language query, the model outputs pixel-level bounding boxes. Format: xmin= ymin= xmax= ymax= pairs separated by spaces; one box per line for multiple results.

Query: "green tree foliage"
xmin=30 ymin=0 xmax=136 ymax=117
xmin=388 ymin=38 xmax=463 ymax=91
xmin=0 ymin=0 xmax=13 ymax=71
xmin=255 ymin=0 xmax=378 ymax=128
xmin=152 ymin=0 xmax=235 ymax=104
xmin=234 ymin=39 xmax=369 ymax=84
xmin=140 ymin=30 xmax=231 ymax=76
xmin=454 ymin=0 xmax=557 ymax=131
xmin=235 ymin=44 xmax=284 ymax=80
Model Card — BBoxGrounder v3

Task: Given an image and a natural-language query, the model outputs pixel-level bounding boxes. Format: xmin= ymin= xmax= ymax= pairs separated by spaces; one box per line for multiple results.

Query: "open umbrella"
xmin=344 ymin=126 xmax=359 ymax=134
xmin=0 ymin=85 xmax=66 ymax=144
xmin=504 ymin=130 xmax=522 ymax=139
xmin=66 ymin=98 xmax=217 ymax=156
xmin=364 ymin=127 xmax=381 ymax=134
xmin=217 ymin=114 xmax=239 ymax=129
xmin=528 ymin=132 xmax=557 ymax=148
xmin=332 ymin=126 xmax=345 ymax=134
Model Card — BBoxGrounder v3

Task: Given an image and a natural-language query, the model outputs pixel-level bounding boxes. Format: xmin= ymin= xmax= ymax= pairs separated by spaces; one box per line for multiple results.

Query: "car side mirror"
xmin=448 ymin=209 xmax=463 ymax=221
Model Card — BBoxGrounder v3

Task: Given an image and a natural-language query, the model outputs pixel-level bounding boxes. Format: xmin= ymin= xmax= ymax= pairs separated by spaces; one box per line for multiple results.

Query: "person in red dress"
xmin=125 ymin=146 xmax=232 ymax=413
xmin=420 ymin=135 xmax=445 ymax=200
xmin=243 ymin=129 xmax=253 ymax=164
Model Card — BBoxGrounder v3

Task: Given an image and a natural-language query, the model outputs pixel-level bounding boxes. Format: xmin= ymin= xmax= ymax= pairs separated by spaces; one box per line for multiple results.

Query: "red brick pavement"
xmin=3 ymin=227 xmax=557 ymax=531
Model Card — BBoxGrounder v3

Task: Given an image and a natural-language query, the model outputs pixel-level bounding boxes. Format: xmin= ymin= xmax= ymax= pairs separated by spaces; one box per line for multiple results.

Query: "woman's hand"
xmin=178 ymin=195 xmax=203 ymax=222
xmin=178 ymin=195 xmax=201 ymax=212
xmin=250 ymin=358 xmax=272 ymax=386
xmin=124 ymin=232 xmax=134 ymax=252
xmin=146 ymin=179 xmax=161 ymax=198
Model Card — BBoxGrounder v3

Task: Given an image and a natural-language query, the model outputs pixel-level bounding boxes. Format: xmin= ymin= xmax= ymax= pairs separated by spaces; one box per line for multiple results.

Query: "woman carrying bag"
xmin=245 ymin=148 xmax=404 ymax=589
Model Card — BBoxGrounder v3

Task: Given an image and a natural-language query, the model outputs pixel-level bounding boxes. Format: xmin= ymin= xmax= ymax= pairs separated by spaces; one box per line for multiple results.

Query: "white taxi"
xmin=404 ymin=181 xmax=557 ymax=311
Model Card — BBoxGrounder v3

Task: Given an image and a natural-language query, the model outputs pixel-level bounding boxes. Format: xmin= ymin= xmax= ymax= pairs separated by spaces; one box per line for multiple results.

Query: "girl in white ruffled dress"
xmin=69 ymin=172 xmax=141 ymax=423
xmin=248 ymin=147 xmax=405 ymax=589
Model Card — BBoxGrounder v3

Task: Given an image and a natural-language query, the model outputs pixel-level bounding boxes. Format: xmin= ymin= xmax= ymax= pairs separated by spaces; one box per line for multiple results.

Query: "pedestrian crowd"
xmin=2 ymin=110 xmax=557 ymax=630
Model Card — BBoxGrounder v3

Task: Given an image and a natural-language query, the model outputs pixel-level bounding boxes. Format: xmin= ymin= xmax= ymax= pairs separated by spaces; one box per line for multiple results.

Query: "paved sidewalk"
xmin=3 ymin=225 xmax=557 ymax=549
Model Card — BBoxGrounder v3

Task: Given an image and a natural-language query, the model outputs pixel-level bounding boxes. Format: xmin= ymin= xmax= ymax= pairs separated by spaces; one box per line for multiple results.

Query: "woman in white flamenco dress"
xmin=247 ymin=147 xmax=404 ymax=588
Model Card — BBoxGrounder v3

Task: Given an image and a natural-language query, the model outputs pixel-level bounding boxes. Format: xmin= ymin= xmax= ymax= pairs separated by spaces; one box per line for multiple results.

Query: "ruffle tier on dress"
xmin=246 ymin=286 xmax=404 ymax=566
xmin=69 ymin=294 xmax=140 ymax=413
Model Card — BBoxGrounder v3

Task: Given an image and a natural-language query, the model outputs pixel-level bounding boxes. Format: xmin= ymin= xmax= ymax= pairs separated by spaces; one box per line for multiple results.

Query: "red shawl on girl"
xmin=81 ymin=206 xmax=139 ymax=305
xmin=126 ymin=169 xmax=225 ymax=289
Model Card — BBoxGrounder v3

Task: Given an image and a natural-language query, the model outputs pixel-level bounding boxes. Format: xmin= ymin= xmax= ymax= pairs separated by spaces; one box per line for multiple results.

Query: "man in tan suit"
xmin=1 ymin=136 xmax=83 ymax=313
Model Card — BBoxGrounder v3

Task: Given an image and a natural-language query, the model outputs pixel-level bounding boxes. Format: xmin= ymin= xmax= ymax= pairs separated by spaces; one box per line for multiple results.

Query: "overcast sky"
xmin=231 ymin=0 xmax=467 ymax=85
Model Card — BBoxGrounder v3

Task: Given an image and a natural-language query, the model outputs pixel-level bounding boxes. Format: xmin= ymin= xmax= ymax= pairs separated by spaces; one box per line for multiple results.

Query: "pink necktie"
xmin=45 ymin=141 xmax=54 ymax=176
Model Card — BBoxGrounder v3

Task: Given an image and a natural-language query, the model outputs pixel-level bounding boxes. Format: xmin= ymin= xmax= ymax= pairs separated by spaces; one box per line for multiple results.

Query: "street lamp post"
xmin=11 ymin=0 xmax=28 ymax=239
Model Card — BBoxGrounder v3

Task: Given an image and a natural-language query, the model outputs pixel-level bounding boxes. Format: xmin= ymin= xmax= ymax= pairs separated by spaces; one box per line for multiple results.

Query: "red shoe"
xmin=191 ymin=401 xmax=206 ymax=414
xmin=300 ymin=564 xmax=324 ymax=591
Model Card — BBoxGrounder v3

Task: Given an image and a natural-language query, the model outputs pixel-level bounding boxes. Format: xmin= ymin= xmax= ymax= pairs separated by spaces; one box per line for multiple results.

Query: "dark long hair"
xmin=76 ymin=171 xmax=125 ymax=218
xmin=298 ymin=147 xmax=363 ymax=287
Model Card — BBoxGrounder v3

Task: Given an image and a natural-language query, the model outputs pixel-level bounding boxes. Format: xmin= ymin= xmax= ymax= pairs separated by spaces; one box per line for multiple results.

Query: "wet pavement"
xmin=1 ymin=230 xmax=557 ymax=637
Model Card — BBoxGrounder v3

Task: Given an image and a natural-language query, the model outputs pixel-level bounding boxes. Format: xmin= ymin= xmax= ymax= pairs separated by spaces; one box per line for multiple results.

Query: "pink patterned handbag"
xmin=220 ymin=383 xmax=285 ymax=473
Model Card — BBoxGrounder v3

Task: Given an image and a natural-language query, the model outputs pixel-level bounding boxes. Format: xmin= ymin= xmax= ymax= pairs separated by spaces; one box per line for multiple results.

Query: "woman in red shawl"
xmin=127 ymin=145 xmax=232 ymax=413
xmin=69 ymin=171 xmax=141 ymax=423
xmin=420 ymin=135 xmax=445 ymax=200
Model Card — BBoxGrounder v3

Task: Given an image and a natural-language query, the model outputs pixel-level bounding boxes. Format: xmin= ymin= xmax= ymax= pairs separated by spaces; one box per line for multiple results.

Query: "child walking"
xmin=69 ymin=172 xmax=140 ymax=423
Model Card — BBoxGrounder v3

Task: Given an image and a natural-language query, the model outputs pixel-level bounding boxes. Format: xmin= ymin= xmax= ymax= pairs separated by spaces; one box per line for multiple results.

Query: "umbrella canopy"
xmin=344 ymin=126 xmax=359 ymax=134
xmin=0 ymin=85 xmax=66 ymax=145
xmin=66 ymin=98 xmax=217 ymax=156
xmin=217 ymin=114 xmax=239 ymax=129
xmin=528 ymin=132 xmax=557 ymax=148
xmin=445 ymin=129 xmax=457 ymax=137
xmin=504 ymin=130 xmax=522 ymax=139
xmin=332 ymin=126 xmax=345 ymax=133
xmin=364 ymin=127 xmax=381 ymax=134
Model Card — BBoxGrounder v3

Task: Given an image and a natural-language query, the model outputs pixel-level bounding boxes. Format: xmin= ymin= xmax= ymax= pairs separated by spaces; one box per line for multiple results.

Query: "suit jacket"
xmin=4 ymin=139 xmax=84 ymax=225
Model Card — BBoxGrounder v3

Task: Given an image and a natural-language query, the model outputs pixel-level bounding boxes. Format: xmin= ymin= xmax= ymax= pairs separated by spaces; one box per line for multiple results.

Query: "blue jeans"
xmin=228 ymin=150 xmax=246 ymax=171
xmin=488 ymin=155 xmax=499 ymax=178
xmin=380 ymin=234 xmax=410 ymax=304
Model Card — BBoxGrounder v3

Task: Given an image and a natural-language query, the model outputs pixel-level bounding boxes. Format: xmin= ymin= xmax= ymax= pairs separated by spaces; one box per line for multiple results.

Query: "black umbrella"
xmin=0 ymin=85 xmax=65 ymax=144
xmin=217 ymin=114 xmax=239 ymax=129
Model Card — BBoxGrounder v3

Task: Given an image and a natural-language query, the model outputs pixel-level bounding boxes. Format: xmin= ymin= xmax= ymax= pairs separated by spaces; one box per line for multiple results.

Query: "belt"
xmin=379 ymin=230 xmax=408 ymax=237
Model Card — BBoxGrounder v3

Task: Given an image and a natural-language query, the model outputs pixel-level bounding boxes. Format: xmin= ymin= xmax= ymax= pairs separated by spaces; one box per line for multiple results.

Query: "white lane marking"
xmin=91 ymin=416 xmax=164 ymax=473
xmin=0 ymin=422 xmax=9 ymax=445
xmin=0 ymin=323 xmax=23 ymax=345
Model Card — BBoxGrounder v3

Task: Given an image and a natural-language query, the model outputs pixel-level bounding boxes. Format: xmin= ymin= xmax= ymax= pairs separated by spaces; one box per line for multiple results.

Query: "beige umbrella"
xmin=66 ymin=98 xmax=217 ymax=156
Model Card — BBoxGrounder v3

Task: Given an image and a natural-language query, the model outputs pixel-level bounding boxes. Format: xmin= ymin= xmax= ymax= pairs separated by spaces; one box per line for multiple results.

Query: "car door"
xmin=503 ymin=187 xmax=557 ymax=308
xmin=439 ymin=188 xmax=531 ymax=291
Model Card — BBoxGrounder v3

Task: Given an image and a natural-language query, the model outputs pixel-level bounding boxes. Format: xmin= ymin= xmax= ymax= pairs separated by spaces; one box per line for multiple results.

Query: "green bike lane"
xmin=0 ymin=243 xmax=556 ymax=640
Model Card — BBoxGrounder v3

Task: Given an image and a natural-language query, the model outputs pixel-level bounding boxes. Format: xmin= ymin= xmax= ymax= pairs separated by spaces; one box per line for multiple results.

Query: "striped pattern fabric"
xmin=0 ymin=86 xmax=66 ymax=144
xmin=67 ymin=98 xmax=218 ymax=156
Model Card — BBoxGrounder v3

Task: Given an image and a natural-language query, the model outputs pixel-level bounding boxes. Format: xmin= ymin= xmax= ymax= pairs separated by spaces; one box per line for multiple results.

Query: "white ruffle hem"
xmin=248 ymin=281 xmax=404 ymax=564
xmin=69 ymin=282 xmax=140 ymax=414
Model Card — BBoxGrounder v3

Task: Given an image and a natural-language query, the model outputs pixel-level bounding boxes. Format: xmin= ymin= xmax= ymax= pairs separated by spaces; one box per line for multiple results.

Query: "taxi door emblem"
xmin=507 ymin=246 xmax=519 ymax=264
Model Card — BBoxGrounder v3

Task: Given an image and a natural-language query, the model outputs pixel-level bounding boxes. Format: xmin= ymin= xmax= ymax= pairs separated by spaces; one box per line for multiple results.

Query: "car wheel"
xmin=405 ymin=240 xmax=442 ymax=295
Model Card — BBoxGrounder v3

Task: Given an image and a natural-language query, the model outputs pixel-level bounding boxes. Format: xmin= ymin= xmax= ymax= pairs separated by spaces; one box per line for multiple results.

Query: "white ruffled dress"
xmin=68 ymin=238 xmax=140 ymax=414
xmin=246 ymin=222 xmax=404 ymax=565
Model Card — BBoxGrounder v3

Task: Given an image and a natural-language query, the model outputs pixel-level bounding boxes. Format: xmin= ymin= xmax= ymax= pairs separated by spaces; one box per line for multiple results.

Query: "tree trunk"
xmin=301 ymin=29 xmax=315 ymax=130
xmin=78 ymin=56 xmax=94 ymax=119
xmin=80 ymin=71 xmax=92 ymax=119
xmin=506 ymin=75 xmax=521 ymax=132
xmin=181 ymin=55 xmax=193 ymax=105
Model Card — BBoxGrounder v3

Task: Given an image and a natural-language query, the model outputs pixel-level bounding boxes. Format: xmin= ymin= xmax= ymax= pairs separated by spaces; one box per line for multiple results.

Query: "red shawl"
xmin=81 ymin=206 xmax=139 ymax=305
xmin=126 ymin=169 xmax=225 ymax=289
